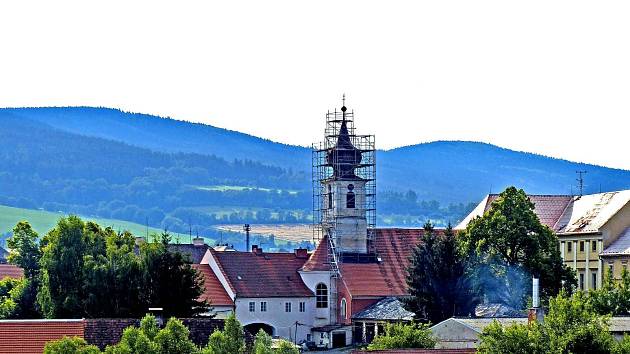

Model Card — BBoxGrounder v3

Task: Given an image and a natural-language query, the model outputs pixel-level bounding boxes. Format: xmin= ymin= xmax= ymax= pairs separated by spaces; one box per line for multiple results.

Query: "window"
xmin=260 ymin=301 xmax=267 ymax=312
xmin=328 ymin=185 xmax=332 ymax=209
xmin=299 ymin=302 xmax=305 ymax=312
xmin=580 ymin=241 xmax=584 ymax=252
xmin=346 ymin=184 xmax=355 ymax=209
xmin=592 ymin=272 xmax=597 ymax=290
xmin=579 ymin=273 xmax=584 ymax=290
xmin=316 ymin=283 xmax=328 ymax=308
xmin=592 ymin=240 xmax=597 ymax=252
xmin=340 ymin=298 xmax=347 ymax=319
xmin=285 ymin=302 xmax=292 ymax=312
xmin=249 ymin=302 xmax=255 ymax=312
xmin=568 ymin=242 xmax=572 ymax=252
xmin=609 ymin=262 xmax=614 ymax=276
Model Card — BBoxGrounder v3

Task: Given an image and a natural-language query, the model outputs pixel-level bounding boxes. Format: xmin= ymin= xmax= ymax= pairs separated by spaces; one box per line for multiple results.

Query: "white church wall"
xmin=298 ymin=270 xmax=332 ymax=326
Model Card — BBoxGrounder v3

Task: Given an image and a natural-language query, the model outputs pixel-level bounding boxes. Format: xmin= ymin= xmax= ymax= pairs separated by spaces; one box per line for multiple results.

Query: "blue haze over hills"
xmin=1 ymin=107 xmax=629 ymax=233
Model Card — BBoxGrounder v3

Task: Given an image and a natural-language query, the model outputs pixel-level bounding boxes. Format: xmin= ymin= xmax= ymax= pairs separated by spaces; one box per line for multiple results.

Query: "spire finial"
xmin=341 ymin=94 xmax=347 ymax=113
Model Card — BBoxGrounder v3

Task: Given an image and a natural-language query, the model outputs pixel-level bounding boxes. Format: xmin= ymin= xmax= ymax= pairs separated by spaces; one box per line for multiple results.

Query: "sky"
xmin=1 ymin=1 xmax=629 ymax=170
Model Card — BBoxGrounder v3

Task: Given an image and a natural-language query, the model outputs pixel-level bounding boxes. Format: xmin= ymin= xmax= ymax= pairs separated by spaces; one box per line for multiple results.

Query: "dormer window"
xmin=346 ymin=184 xmax=355 ymax=209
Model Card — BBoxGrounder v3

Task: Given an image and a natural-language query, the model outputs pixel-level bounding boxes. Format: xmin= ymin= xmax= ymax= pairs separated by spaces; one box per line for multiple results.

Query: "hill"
xmin=1 ymin=107 xmax=630 ymax=230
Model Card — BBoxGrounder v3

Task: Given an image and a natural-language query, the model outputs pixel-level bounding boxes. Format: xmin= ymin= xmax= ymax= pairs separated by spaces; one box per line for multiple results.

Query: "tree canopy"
xmin=405 ymin=222 xmax=479 ymax=323
xmin=459 ymin=187 xmax=576 ymax=308
xmin=2 ymin=217 xmax=208 ymax=319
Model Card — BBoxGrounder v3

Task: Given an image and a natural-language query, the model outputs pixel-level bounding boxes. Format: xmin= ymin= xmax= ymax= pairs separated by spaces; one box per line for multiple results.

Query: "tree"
xmin=459 ymin=187 xmax=576 ymax=308
xmin=6 ymin=221 xmax=42 ymax=318
xmin=366 ymin=322 xmax=435 ymax=350
xmin=7 ymin=221 xmax=41 ymax=278
xmin=139 ymin=232 xmax=208 ymax=318
xmin=202 ymin=313 xmax=245 ymax=354
xmin=253 ymin=329 xmax=273 ymax=354
xmin=477 ymin=321 xmax=544 ymax=354
xmin=479 ymin=291 xmax=619 ymax=354
xmin=154 ymin=318 xmax=198 ymax=354
xmin=0 ymin=277 xmax=26 ymax=318
xmin=275 ymin=340 xmax=300 ymax=354
xmin=405 ymin=222 xmax=479 ymax=324
xmin=38 ymin=216 xmax=96 ymax=318
xmin=588 ymin=267 xmax=630 ymax=316
xmin=43 ymin=337 xmax=100 ymax=354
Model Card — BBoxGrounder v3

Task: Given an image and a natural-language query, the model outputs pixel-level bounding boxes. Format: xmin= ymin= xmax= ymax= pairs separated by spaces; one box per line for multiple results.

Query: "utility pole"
xmin=243 ymin=224 xmax=251 ymax=251
xmin=576 ymin=170 xmax=587 ymax=197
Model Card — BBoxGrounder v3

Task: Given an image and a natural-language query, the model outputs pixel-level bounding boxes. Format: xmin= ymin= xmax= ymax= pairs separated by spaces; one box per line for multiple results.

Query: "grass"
xmin=0 ymin=204 xmax=190 ymax=241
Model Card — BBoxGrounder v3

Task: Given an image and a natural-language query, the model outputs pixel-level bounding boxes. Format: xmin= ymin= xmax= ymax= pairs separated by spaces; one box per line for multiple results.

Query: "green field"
xmin=0 ymin=205 xmax=196 ymax=242
xmin=195 ymin=185 xmax=300 ymax=195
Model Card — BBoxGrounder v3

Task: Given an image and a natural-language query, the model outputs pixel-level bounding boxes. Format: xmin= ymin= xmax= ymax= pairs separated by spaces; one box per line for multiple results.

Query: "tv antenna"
xmin=576 ymin=170 xmax=587 ymax=196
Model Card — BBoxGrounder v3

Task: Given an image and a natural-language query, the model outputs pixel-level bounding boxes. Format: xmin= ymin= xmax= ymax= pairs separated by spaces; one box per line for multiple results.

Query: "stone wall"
xmin=84 ymin=318 xmax=224 ymax=349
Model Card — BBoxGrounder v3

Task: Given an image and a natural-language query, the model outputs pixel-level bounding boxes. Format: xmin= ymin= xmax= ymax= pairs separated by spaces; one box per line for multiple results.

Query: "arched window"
xmin=316 ymin=283 xmax=328 ymax=308
xmin=346 ymin=184 xmax=355 ymax=209
xmin=340 ymin=298 xmax=347 ymax=319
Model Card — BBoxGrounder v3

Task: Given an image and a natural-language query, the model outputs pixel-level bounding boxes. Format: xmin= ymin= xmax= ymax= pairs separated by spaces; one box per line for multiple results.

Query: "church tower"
xmin=313 ymin=97 xmax=376 ymax=259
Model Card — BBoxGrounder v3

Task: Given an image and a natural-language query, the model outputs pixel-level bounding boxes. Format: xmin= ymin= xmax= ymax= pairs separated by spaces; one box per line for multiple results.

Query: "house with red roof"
xmin=458 ymin=190 xmax=630 ymax=292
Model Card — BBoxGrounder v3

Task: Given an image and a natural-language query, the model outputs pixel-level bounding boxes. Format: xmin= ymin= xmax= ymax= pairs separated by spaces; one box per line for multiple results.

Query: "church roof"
xmin=340 ymin=228 xmax=443 ymax=298
xmin=301 ymin=236 xmax=330 ymax=272
xmin=352 ymin=296 xmax=415 ymax=321
xmin=211 ymin=249 xmax=313 ymax=298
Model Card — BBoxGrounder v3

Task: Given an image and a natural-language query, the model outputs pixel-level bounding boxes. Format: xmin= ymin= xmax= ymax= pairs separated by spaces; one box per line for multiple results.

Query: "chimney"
xmin=135 ymin=236 xmax=146 ymax=246
xmin=528 ymin=277 xmax=544 ymax=325
xmin=252 ymin=245 xmax=263 ymax=255
xmin=294 ymin=248 xmax=308 ymax=259
xmin=192 ymin=237 xmax=205 ymax=246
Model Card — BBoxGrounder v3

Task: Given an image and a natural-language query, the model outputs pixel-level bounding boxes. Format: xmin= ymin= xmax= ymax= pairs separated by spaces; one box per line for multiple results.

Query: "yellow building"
xmin=458 ymin=190 xmax=630 ymax=291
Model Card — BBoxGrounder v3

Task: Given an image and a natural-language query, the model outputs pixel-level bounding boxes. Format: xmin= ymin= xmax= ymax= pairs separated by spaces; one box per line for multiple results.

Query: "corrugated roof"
xmin=556 ymin=191 xmax=630 ymax=233
xmin=192 ymin=264 xmax=234 ymax=307
xmin=0 ymin=264 xmax=23 ymax=280
xmin=213 ymin=250 xmax=313 ymax=298
xmin=352 ymin=296 xmax=414 ymax=321
xmin=602 ymin=228 xmax=630 ymax=256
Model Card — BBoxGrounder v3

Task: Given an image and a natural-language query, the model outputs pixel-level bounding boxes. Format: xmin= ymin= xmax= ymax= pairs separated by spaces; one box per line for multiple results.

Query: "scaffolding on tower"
xmin=311 ymin=107 xmax=377 ymax=269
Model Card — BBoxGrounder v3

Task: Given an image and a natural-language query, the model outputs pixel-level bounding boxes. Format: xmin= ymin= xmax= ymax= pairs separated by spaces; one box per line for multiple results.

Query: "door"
xmin=332 ymin=332 xmax=346 ymax=348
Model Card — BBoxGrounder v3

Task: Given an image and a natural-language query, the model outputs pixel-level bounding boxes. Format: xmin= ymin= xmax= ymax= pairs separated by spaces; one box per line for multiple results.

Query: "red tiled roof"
xmin=302 ymin=236 xmax=330 ymax=272
xmin=192 ymin=264 xmax=234 ymax=307
xmin=0 ymin=320 xmax=85 ymax=354
xmin=486 ymin=194 xmax=572 ymax=231
xmin=213 ymin=250 xmax=313 ymax=298
xmin=340 ymin=228 xmax=442 ymax=298
xmin=0 ymin=264 xmax=24 ymax=280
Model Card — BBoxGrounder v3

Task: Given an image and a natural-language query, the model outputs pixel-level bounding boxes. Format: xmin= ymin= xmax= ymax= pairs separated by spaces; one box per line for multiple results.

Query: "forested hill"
xmin=1 ymin=107 xmax=630 ymax=233
xmin=5 ymin=107 xmax=630 ymax=202
xmin=2 ymin=107 xmax=312 ymax=172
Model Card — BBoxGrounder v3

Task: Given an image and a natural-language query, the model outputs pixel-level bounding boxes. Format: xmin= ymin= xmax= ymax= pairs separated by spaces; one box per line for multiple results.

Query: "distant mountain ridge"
xmin=3 ymin=107 xmax=630 ymax=204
